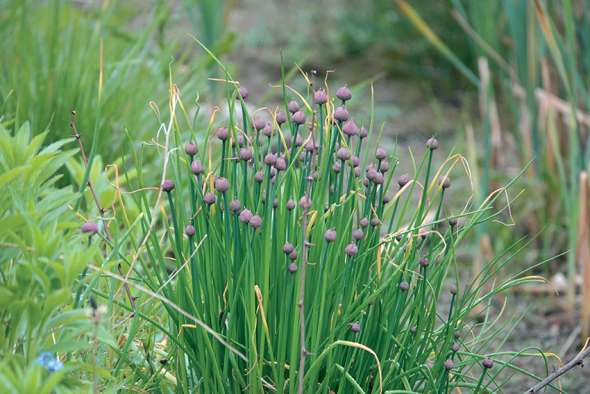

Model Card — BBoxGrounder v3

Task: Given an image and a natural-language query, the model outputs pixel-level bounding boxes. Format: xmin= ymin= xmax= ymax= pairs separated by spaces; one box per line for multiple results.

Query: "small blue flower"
xmin=36 ymin=352 xmax=63 ymax=373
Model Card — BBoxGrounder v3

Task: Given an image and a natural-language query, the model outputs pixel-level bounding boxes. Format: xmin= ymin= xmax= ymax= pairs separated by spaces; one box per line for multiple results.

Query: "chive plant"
xmin=128 ymin=80 xmax=552 ymax=393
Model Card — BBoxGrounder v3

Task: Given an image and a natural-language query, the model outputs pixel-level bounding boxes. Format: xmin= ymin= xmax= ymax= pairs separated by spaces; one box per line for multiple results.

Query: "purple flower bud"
xmin=352 ymin=229 xmax=363 ymax=240
xmin=191 ymin=160 xmax=204 ymax=175
xmin=440 ymin=176 xmax=451 ymax=189
xmin=336 ymin=86 xmax=352 ymax=102
xmin=370 ymin=217 xmax=381 ymax=226
xmin=214 ymin=177 xmax=229 ymax=193
xmin=345 ymin=243 xmax=358 ymax=257
xmin=350 ymin=322 xmax=361 ymax=333
xmin=324 ymin=228 xmax=337 ymax=242
xmin=239 ymin=209 xmax=253 ymax=223
xmin=276 ymin=111 xmax=287 ymax=125
xmin=351 ymin=156 xmax=360 ymax=167
xmin=482 ymin=358 xmax=494 ymax=369
xmin=253 ymin=116 xmax=267 ymax=131
xmin=419 ymin=257 xmax=429 ymax=267
xmin=287 ymin=100 xmax=300 ymax=114
xmin=333 ymin=106 xmax=349 ymax=122
xmin=372 ymin=172 xmax=384 ymax=185
xmin=451 ymin=343 xmax=460 ymax=352
xmin=239 ymin=147 xmax=253 ymax=161
xmin=185 ymin=224 xmax=196 ymax=237
xmin=283 ymin=242 xmax=295 ymax=254
xmin=229 ymin=199 xmax=242 ymax=212
xmin=444 ymin=359 xmax=454 ymax=370
xmin=185 ymin=142 xmax=198 ymax=156
xmin=313 ymin=89 xmax=328 ymax=105
xmin=354 ymin=167 xmax=361 ymax=177
xmin=289 ymin=250 xmax=298 ymax=261
xmin=286 ymin=199 xmax=296 ymax=210
xmin=238 ymin=86 xmax=249 ymax=100
xmin=342 ymin=120 xmax=359 ymax=136
xmin=249 ymin=215 xmax=263 ymax=229
xmin=275 ymin=157 xmax=287 ymax=171
xmin=203 ymin=192 xmax=216 ymax=205
xmin=254 ymin=171 xmax=264 ymax=183
xmin=336 ymin=147 xmax=351 ymax=161
xmin=288 ymin=262 xmax=298 ymax=273
xmin=363 ymin=177 xmax=370 ymax=187
xmin=81 ymin=221 xmax=99 ymax=234
xmin=295 ymin=134 xmax=303 ymax=146
xmin=375 ymin=147 xmax=387 ymax=161
xmin=292 ymin=110 xmax=306 ymax=125
xmin=162 ymin=180 xmax=175 ymax=192
xmin=359 ymin=217 xmax=369 ymax=228
xmin=304 ymin=139 xmax=316 ymax=153
xmin=379 ymin=160 xmax=389 ymax=173
xmin=215 ymin=127 xmax=228 ymax=141
xmin=264 ymin=153 xmax=277 ymax=166
xmin=232 ymin=133 xmax=244 ymax=147
xmin=367 ymin=168 xmax=379 ymax=181
xmin=299 ymin=195 xmax=312 ymax=209
xmin=398 ymin=174 xmax=410 ymax=188
xmin=261 ymin=123 xmax=273 ymax=137
xmin=332 ymin=161 xmax=341 ymax=173
xmin=359 ymin=126 xmax=368 ymax=139
xmin=399 ymin=281 xmax=409 ymax=291
xmin=426 ymin=137 xmax=439 ymax=150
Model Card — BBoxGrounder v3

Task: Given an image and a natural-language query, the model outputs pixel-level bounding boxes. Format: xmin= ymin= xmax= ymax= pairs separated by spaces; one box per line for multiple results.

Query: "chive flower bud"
xmin=313 ymin=89 xmax=328 ymax=105
xmin=336 ymin=86 xmax=352 ymax=102
xmin=239 ymin=209 xmax=253 ymax=223
xmin=482 ymin=358 xmax=494 ymax=369
xmin=276 ymin=111 xmax=287 ymax=125
xmin=283 ymin=242 xmax=295 ymax=255
xmin=238 ymin=86 xmax=249 ymax=100
xmin=426 ymin=137 xmax=439 ymax=150
xmin=336 ymin=147 xmax=351 ymax=161
xmin=264 ymin=153 xmax=277 ymax=166
xmin=350 ymin=322 xmax=361 ymax=333
xmin=359 ymin=126 xmax=368 ymax=139
xmin=324 ymin=228 xmax=337 ymax=242
xmin=286 ymin=199 xmax=296 ymax=210
xmin=292 ymin=110 xmax=306 ymax=125
xmin=342 ymin=120 xmax=359 ymax=136
xmin=440 ymin=176 xmax=451 ymax=189
xmin=162 ymin=180 xmax=175 ymax=192
xmin=81 ymin=221 xmax=99 ymax=234
xmin=398 ymin=174 xmax=410 ymax=188
xmin=419 ymin=257 xmax=429 ymax=267
xmin=345 ymin=243 xmax=358 ymax=257
xmin=288 ymin=262 xmax=298 ymax=273
xmin=185 ymin=142 xmax=198 ymax=156
xmin=375 ymin=147 xmax=387 ymax=161
xmin=249 ymin=215 xmax=262 ymax=229
xmin=288 ymin=100 xmax=300 ymax=114
xmin=215 ymin=127 xmax=228 ymax=141
xmin=299 ymin=195 xmax=312 ymax=209
xmin=399 ymin=281 xmax=409 ymax=291
xmin=185 ymin=224 xmax=196 ymax=237
xmin=333 ymin=106 xmax=349 ymax=122
xmin=352 ymin=229 xmax=363 ymax=240
xmin=203 ymin=192 xmax=216 ymax=205
xmin=191 ymin=160 xmax=204 ymax=175
xmin=239 ymin=147 xmax=253 ymax=161
xmin=262 ymin=123 xmax=272 ymax=137
xmin=351 ymin=156 xmax=360 ymax=167
xmin=444 ymin=359 xmax=454 ymax=370
xmin=254 ymin=171 xmax=264 ymax=183
xmin=359 ymin=217 xmax=369 ymax=227
xmin=229 ymin=199 xmax=241 ymax=212
xmin=275 ymin=157 xmax=287 ymax=171
xmin=289 ymin=250 xmax=298 ymax=260
xmin=214 ymin=177 xmax=229 ymax=193
xmin=253 ymin=116 xmax=266 ymax=131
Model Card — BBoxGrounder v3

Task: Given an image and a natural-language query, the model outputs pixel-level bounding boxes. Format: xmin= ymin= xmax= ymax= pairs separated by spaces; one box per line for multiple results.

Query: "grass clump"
xmin=103 ymin=71 xmax=554 ymax=392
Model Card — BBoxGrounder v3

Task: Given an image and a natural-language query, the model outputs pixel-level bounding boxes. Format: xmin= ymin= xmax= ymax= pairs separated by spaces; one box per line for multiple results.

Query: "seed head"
xmin=161 ymin=179 xmax=175 ymax=192
xmin=185 ymin=142 xmax=198 ymax=156
xmin=399 ymin=281 xmax=410 ymax=291
xmin=333 ymin=106 xmax=349 ymax=122
xmin=239 ymin=209 xmax=253 ymax=223
xmin=292 ymin=110 xmax=306 ymax=125
xmin=352 ymin=229 xmax=363 ymax=240
xmin=253 ymin=116 xmax=266 ymax=131
xmin=185 ymin=224 xmax=196 ymax=237
xmin=287 ymin=100 xmax=300 ymax=114
xmin=482 ymin=358 xmax=494 ymax=369
xmin=276 ymin=111 xmax=287 ymax=125
xmin=313 ymin=89 xmax=328 ymax=105
xmin=229 ymin=199 xmax=241 ymax=212
xmin=239 ymin=147 xmax=253 ymax=161
xmin=426 ymin=137 xmax=439 ymax=150
xmin=191 ymin=160 xmax=204 ymax=175
xmin=350 ymin=322 xmax=361 ymax=333
xmin=81 ymin=221 xmax=99 ymax=234
xmin=336 ymin=147 xmax=351 ymax=161
xmin=375 ymin=147 xmax=387 ymax=160
xmin=264 ymin=153 xmax=277 ymax=166
xmin=203 ymin=192 xmax=216 ymax=205
xmin=288 ymin=262 xmax=298 ymax=273
xmin=215 ymin=127 xmax=228 ymax=141
xmin=336 ymin=86 xmax=352 ymax=102
xmin=286 ymin=199 xmax=296 ymax=210
xmin=238 ymin=86 xmax=249 ymax=100
xmin=342 ymin=120 xmax=359 ymax=136
xmin=249 ymin=215 xmax=263 ymax=229
xmin=398 ymin=174 xmax=410 ymax=188
xmin=345 ymin=243 xmax=358 ymax=257
xmin=214 ymin=177 xmax=229 ymax=193
xmin=324 ymin=228 xmax=337 ymax=242
xmin=444 ymin=359 xmax=455 ymax=370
